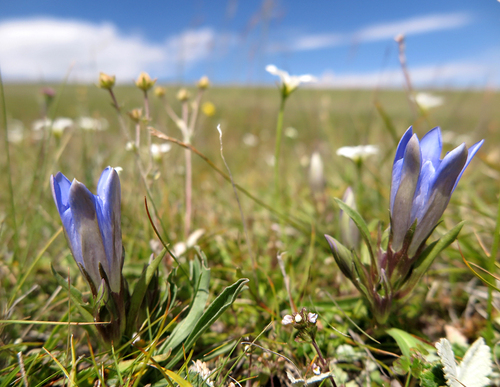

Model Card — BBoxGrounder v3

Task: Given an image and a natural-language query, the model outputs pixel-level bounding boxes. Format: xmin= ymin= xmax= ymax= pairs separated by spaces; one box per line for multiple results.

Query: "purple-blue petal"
xmin=410 ymin=160 xmax=435 ymax=224
xmin=419 ymin=127 xmax=442 ymax=169
xmin=391 ymin=134 xmax=421 ymax=251
xmin=96 ymin=167 xmax=122 ymax=293
xmin=51 ymin=172 xmax=72 ymax=214
xmin=390 ymin=159 xmax=403 ymax=212
xmin=409 ymin=144 xmax=468 ymax=254
xmin=394 ymin=126 xmax=413 ymax=164
xmin=452 ymin=139 xmax=484 ymax=192
xmin=69 ymin=180 xmax=107 ymax=291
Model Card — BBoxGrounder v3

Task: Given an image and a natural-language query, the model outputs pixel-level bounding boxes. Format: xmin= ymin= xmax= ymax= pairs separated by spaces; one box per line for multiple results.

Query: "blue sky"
xmin=0 ymin=0 xmax=498 ymax=88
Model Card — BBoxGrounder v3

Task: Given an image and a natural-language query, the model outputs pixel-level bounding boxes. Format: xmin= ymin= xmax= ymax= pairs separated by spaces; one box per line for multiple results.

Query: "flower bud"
xmin=197 ymin=75 xmax=210 ymax=89
xmin=324 ymin=234 xmax=354 ymax=280
xmin=135 ymin=72 xmax=157 ymax=91
xmin=154 ymin=86 xmax=166 ymax=98
xmin=128 ymin=108 xmax=143 ymax=123
xmin=340 ymin=187 xmax=360 ymax=249
xmin=98 ymin=72 xmax=116 ymax=90
xmin=176 ymin=88 xmax=190 ymax=102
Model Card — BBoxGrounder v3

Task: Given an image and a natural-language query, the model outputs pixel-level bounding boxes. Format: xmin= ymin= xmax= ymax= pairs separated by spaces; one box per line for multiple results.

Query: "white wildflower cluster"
xmin=189 ymin=360 xmax=214 ymax=387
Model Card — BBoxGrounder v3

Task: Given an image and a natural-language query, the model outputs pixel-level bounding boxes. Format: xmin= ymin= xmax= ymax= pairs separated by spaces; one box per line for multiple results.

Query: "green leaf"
xmin=386 ymin=328 xmax=435 ymax=359
xmin=334 ymin=198 xmax=376 ymax=267
xmin=165 ymin=277 xmax=249 ymax=368
xmin=159 ymin=256 xmax=211 ymax=354
xmin=126 ymin=249 xmax=166 ymax=336
xmin=51 ymin=265 xmax=93 ymax=321
xmin=165 ymin=370 xmax=193 ymax=387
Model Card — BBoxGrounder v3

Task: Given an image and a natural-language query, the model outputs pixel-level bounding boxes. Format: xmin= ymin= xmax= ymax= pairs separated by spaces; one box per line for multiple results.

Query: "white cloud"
xmin=315 ymin=61 xmax=491 ymax=88
xmin=284 ymin=12 xmax=472 ymax=51
xmin=0 ymin=17 xmax=215 ymax=81
xmin=354 ymin=12 xmax=471 ymax=42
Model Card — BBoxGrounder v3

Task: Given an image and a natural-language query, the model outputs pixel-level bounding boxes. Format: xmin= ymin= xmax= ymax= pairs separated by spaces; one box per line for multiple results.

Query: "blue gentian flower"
xmin=390 ymin=127 xmax=483 ymax=254
xmin=51 ymin=167 xmax=123 ymax=295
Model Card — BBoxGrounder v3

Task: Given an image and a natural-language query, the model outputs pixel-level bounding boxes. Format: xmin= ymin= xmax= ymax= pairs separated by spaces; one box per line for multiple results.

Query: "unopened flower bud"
xmin=128 ymin=108 xmax=143 ymax=123
xmin=154 ymin=86 xmax=166 ymax=98
xmin=309 ymin=152 xmax=325 ymax=193
xmin=98 ymin=72 xmax=116 ymax=90
xmin=177 ymin=88 xmax=190 ymax=102
xmin=135 ymin=72 xmax=156 ymax=91
xmin=197 ymin=75 xmax=210 ymax=89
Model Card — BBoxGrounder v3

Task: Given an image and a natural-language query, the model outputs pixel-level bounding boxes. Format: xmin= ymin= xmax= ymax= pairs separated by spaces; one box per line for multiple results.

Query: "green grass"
xmin=0 ymin=82 xmax=499 ymax=386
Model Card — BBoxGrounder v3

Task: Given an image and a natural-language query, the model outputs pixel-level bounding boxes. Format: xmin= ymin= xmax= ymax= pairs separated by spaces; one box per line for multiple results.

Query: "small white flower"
xmin=265 ymin=154 xmax=275 ymax=166
xmin=151 ymin=143 xmax=172 ymax=161
xmin=266 ymin=64 xmax=317 ymax=96
xmin=77 ymin=116 xmax=109 ymax=131
xmin=51 ymin=118 xmax=73 ymax=136
xmin=336 ymin=145 xmax=379 ymax=162
xmin=414 ymin=92 xmax=444 ymax=110
xmin=284 ymin=126 xmax=298 ymax=139
xmin=307 ymin=312 xmax=318 ymax=324
xmin=125 ymin=141 xmax=136 ymax=151
xmin=32 ymin=118 xmax=52 ymax=132
xmin=312 ymin=363 xmax=321 ymax=375
xmin=282 ymin=314 xmax=294 ymax=325
xmin=7 ymin=119 xmax=24 ymax=143
xmin=294 ymin=314 xmax=303 ymax=323
xmin=242 ymin=133 xmax=259 ymax=147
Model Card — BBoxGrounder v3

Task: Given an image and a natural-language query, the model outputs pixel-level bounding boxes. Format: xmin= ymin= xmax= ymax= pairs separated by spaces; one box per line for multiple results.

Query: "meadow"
xmin=0 ymin=76 xmax=499 ymax=386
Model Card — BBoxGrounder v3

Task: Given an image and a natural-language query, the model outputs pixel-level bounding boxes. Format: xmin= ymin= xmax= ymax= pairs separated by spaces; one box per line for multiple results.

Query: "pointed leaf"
xmin=51 ymin=265 xmax=94 ymax=322
xmin=334 ymin=198 xmax=375 ymax=265
xmin=126 ymin=249 xmax=166 ymax=336
xmin=159 ymin=257 xmax=211 ymax=353
xmin=387 ymin=328 xmax=435 ymax=359
xmin=165 ymin=278 xmax=249 ymax=368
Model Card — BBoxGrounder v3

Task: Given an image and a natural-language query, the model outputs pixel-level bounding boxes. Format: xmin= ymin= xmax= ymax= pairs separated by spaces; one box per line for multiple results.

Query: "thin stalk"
xmin=395 ymin=35 xmax=418 ymax=118
xmin=486 ymin=191 xmax=500 ymax=343
xmin=135 ymin=122 xmax=141 ymax=148
xmin=310 ymin=337 xmax=337 ymax=387
xmin=143 ymin=90 xmax=153 ymax=171
xmin=273 ymin=97 xmax=287 ymax=200
xmin=0 ymin=70 xmax=18 ymax=253
xmin=188 ymin=89 xmax=203 ymax=136
xmin=182 ymin=101 xmax=192 ymax=238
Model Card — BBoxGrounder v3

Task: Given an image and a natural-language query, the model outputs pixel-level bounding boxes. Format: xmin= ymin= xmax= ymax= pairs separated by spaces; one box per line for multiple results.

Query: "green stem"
xmin=486 ymin=191 xmax=500 ymax=344
xmin=273 ymin=97 xmax=287 ymax=201
xmin=0 ymin=71 xmax=18 ymax=254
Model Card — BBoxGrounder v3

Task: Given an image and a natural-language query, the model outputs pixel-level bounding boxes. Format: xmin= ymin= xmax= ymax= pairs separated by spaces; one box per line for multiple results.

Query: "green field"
xmin=1 ymin=81 xmax=499 ymax=386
